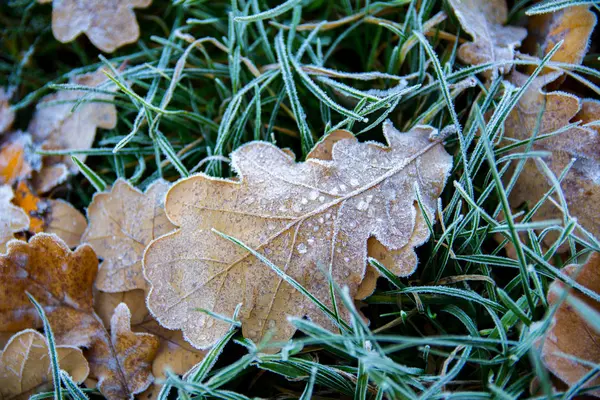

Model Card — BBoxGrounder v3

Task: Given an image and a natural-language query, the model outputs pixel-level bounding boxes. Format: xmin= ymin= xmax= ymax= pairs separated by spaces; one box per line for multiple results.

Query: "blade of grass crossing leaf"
xmin=71 ymin=156 xmax=107 ymax=192
xmin=60 ymin=370 xmax=89 ymax=400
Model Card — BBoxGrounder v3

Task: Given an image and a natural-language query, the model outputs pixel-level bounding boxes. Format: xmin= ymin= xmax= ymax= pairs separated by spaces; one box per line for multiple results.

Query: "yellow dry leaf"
xmin=505 ymin=71 xmax=600 ymax=245
xmin=0 ymin=234 xmax=159 ymax=400
xmin=28 ymin=68 xmax=117 ymax=174
xmin=87 ymin=303 xmax=159 ymax=399
xmin=11 ymin=181 xmax=86 ymax=247
xmin=538 ymin=252 xmax=600 ymax=396
xmin=0 ymin=329 xmax=89 ymax=400
xmin=95 ymin=290 xmax=207 ymax=382
xmin=0 ymin=88 xmax=15 ymax=135
xmin=0 ymin=185 xmax=29 ymax=253
xmin=143 ymin=121 xmax=452 ymax=348
xmin=38 ymin=0 xmax=152 ymax=53
xmin=0 ymin=133 xmax=38 ymax=186
xmin=447 ymin=0 xmax=527 ymax=77
xmin=82 ymin=179 xmax=175 ymax=292
xmin=526 ymin=5 xmax=597 ymax=75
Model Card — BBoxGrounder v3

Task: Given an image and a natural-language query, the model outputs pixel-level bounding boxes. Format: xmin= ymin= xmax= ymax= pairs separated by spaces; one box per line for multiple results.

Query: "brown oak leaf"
xmin=82 ymin=179 xmax=174 ymax=292
xmin=538 ymin=252 xmax=600 ymax=396
xmin=525 ymin=5 xmax=597 ymax=75
xmin=143 ymin=121 xmax=452 ymax=348
xmin=447 ymin=0 xmax=527 ymax=77
xmin=0 ymin=234 xmax=159 ymax=400
xmin=38 ymin=0 xmax=152 ymax=53
xmin=0 ymin=329 xmax=89 ymax=399
xmin=504 ymin=71 xmax=599 ymax=246
xmin=0 ymin=185 xmax=28 ymax=253
xmin=95 ymin=290 xmax=206 ymax=382
xmin=28 ymin=67 xmax=117 ymax=176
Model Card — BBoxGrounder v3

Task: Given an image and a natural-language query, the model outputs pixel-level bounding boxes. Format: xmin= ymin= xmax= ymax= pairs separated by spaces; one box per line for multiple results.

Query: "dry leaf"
xmin=0 ymin=234 xmax=159 ymax=400
xmin=87 ymin=303 xmax=159 ymax=399
xmin=0 ymin=88 xmax=15 ymax=135
xmin=0 ymin=133 xmax=38 ymax=186
xmin=95 ymin=290 xmax=207 ymax=381
xmin=144 ymin=121 xmax=452 ymax=348
xmin=447 ymin=0 xmax=527 ymax=77
xmin=39 ymin=0 xmax=152 ymax=53
xmin=0 ymin=185 xmax=28 ymax=253
xmin=538 ymin=252 xmax=600 ymax=396
xmin=32 ymin=163 xmax=69 ymax=194
xmin=525 ymin=5 xmax=597 ymax=75
xmin=505 ymin=71 xmax=600 ymax=245
xmin=0 ymin=329 xmax=89 ymax=399
xmin=11 ymin=181 xmax=86 ymax=247
xmin=28 ymin=67 xmax=117 ymax=174
xmin=82 ymin=179 xmax=174 ymax=292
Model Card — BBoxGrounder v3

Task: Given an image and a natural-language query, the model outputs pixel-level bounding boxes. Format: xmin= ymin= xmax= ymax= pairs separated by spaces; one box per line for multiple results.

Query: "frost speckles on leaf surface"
xmin=38 ymin=0 xmax=152 ymax=53
xmin=28 ymin=67 xmax=117 ymax=176
xmin=447 ymin=0 xmax=527 ymax=77
xmin=0 ymin=329 xmax=89 ymax=400
xmin=143 ymin=121 xmax=452 ymax=349
xmin=0 ymin=185 xmax=28 ymax=254
xmin=83 ymin=179 xmax=174 ymax=293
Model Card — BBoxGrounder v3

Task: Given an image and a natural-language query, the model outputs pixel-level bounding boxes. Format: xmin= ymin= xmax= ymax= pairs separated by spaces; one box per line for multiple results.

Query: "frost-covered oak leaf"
xmin=0 ymin=234 xmax=159 ymax=400
xmin=38 ymin=0 xmax=152 ymax=53
xmin=538 ymin=252 xmax=600 ymax=396
xmin=505 ymin=71 xmax=600 ymax=246
xmin=0 ymin=185 xmax=28 ymax=254
xmin=83 ymin=179 xmax=175 ymax=292
xmin=0 ymin=329 xmax=89 ymax=400
xmin=448 ymin=0 xmax=527 ymax=77
xmin=143 ymin=121 xmax=452 ymax=348
xmin=28 ymin=67 xmax=117 ymax=175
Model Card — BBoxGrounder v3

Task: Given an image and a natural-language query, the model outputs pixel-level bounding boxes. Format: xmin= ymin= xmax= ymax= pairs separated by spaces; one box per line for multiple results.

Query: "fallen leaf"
xmin=525 ymin=5 xmax=597 ymax=75
xmin=0 ymin=234 xmax=159 ymax=400
xmin=0 ymin=329 xmax=89 ymax=399
xmin=38 ymin=0 xmax=152 ymax=53
xmin=143 ymin=121 xmax=452 ymax=348
xmin=28 ymin=67 xmax=117 ymax=174
xmin=447 ymin=0 xmax=527 ymax=77
xmin=11 ymin=181 xmax=86 ymax=247
xmin=32 ymin=163 xmax=69 ymax=194
xmin=538 ymin=252 xmax=600 ymax=396
xmin=0 ymin=133 xmax=38 ymax=186
xmin=0 ymin=88 xmax=15 ymax=135
xmin=82 ymin=179 xmax=174 ymax=292
xmin=95 ymin=290 xmax=207 ymax=381
xmin=87 ymin=303 xmax=159 ymax=399
xmin=0 ymin=185 xmax=28 ymax=253
xmin=505 ymin=71 xmax=600 ymax=245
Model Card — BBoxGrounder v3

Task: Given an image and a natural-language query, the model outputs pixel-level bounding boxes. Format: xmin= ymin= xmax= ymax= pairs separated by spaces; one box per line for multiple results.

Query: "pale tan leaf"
xmin=39 ymin=0 xmax=152 ymax=53
xmin=0 ymin=185 xmax=28 ymax=254
xmin=82 ymin=179 xmax=175 ymax=292
xmin=95 ymin=290 xmax=206 ymax=381
xmin=87 ymin=303 xmax=159 ymax=399
xmin=539 ymin=252 xmax=600 ymax=397
xmin=0 ymin=88 xmax=14 ymax=135
xmin=0 ymin=234 xmax=159 ymax=400
xmin=46 ymin=199 xmax=87 ymax=248
xmin=32 ymin=163 xmax=69 ymax=194
xmin=505 ymin=71 xmax=600 ymax=246
xmin=448 ymin=0 xmax=527 ymax=77
xmin=143 ymin=121 xmax=452 ymax=348
xmin=525 ymin=5 xmax=597 ymax=75
xmin=0 ymin=329 xmax=89 ymax=400
xmin=28 ymin=67 xmax=117 ymax=174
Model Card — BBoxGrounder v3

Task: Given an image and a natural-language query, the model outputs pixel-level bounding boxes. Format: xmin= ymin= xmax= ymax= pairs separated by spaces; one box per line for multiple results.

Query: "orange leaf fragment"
xmin=0 ymin=134 xmax=37 ymax=186
xmin=0 ymin=329 xmax=89 ymax=399
xmin=538 ymin=252 xmax=600 ymax=396
xmin=143 ymin=121 xmax=452 ymax=348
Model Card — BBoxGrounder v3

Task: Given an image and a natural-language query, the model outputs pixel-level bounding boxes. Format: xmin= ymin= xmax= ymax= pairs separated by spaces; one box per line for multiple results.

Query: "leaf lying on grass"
xmin=0 ymin=185 xmax=28 ymax=253
xmin=537 ymin=252 xmax=600 ymax=397
xmin=143 ymin=121 xmax=452 ymax=348
xmin=0 ymin=234 xmax=159 ymax=400
xmin=447 ymin=0 xmax=527 ymax=77
xmin=83 ymin=179 xmax=175 ymax=293
xmin=0 ymin=329 xmax=89 ymax=399
xmin=504 ymin=71 xmax=600 ymax=245
xmin=0 ymin=88 xmax=14 ymax=134
xmin=37 ymin=0 xmax=153 ymax=53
